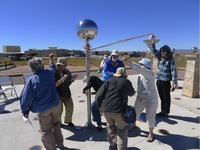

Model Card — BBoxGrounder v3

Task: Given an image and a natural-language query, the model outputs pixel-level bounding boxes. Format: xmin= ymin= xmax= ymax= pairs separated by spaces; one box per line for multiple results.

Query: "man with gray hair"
xmin=20 ymin=53 xmax=64 ymax=150
xmin=102 ymin=49 xmax=125 ymax=81
xmin=96 ymin=67 xmax=135 ymax=150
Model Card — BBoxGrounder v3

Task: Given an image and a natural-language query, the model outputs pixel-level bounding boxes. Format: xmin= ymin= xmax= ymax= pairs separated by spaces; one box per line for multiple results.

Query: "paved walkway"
xmin=0 ymin=75 xmax=199 ymax=150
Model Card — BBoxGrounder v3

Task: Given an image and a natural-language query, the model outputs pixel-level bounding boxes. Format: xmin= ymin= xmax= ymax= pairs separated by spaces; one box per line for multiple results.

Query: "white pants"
xmin=134 ymin=100 xmax=158 ymax=128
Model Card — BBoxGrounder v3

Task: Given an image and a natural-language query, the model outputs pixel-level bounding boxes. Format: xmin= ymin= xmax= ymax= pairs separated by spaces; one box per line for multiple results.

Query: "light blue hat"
xmin=138 ymin=58 xmax=152 ymax=69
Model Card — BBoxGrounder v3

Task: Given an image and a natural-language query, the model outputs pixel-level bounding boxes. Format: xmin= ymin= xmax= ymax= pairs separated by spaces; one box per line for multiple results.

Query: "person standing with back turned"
xmin=124 ymin=57 xmax=158 ymax=142
xmin=96 ymin=67 xmax=135 ymax=150
xmin=147 ymin=43 xmax=177 ymax=117
xmin=20 ymin=53 xmax=64 ymax=150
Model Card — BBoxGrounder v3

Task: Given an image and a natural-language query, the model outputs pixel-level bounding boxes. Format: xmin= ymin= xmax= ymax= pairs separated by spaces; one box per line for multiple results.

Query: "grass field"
xmin=0 ymin=52 xmax=192 ymax=69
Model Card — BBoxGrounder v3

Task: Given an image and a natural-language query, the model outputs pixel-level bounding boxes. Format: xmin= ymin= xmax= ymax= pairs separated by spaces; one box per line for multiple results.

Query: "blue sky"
xmin=0 ymin=0 xmax=199 ymax=52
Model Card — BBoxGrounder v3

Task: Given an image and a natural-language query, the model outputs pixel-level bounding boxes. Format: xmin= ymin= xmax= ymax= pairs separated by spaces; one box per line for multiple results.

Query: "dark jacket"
xmin=55 ymin=69 xmax=73 ymax=99
xmin=83 ymin=76 xmax=104 ymax=93
xmin=95 ymin=76 xmax=135 ymax=113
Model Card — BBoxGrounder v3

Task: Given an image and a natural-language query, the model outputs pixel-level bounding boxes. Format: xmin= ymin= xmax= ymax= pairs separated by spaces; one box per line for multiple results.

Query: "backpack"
xmin=123 ymin=105 xmax=136 ymax=124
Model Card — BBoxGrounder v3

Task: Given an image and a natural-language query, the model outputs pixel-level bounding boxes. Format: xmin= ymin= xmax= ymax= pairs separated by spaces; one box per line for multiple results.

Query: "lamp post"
xmin=77 ymin=19 xmax=98 ymax=127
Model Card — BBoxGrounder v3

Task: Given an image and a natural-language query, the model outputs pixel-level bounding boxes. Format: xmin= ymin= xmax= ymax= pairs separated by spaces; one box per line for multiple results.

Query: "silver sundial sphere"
xmin=191 ymin=47 xmax=198 ymax=54
xmin=77 ymin=19 xmax=98 ymax=41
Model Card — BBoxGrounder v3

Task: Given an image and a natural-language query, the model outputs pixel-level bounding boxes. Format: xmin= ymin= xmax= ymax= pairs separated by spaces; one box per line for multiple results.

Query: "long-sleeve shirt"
xmin=55 ymin=69 xmax=73 ymax=99
xmin=102 ymin=57 xmax=125 ymax=81
xmin=129 ymin=62 xmax=158 ymax=101
xmin=83 ymin=76 xmax=103 ymax=92
xmin=96 ymin=76 xmax=135 ymax=113
xmin=148 ymin=44 xmax=177 ymax=84
xmin=20 ymin=62 xmax=60 ymax=113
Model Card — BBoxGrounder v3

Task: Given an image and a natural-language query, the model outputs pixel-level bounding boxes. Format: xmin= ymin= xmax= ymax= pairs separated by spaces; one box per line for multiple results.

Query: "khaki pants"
xmin=103 ymin=112 xmax=128 ymax=150
xmin=61 ymin=97 xmax=74 ymax=123
xmin=37 ymin=102 xmax=63 ymax=150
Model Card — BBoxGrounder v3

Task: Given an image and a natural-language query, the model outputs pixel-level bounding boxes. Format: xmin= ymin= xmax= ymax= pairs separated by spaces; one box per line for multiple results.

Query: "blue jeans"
xmin=91 ymin=101 xmax=102 ymax=126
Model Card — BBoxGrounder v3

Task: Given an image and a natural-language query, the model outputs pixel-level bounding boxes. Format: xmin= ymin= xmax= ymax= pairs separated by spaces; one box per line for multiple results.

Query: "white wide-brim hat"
xmin=143 ymin=34 xmax=160 ymax=44
xmin=138 ymin=58 xmax=152 ymax=69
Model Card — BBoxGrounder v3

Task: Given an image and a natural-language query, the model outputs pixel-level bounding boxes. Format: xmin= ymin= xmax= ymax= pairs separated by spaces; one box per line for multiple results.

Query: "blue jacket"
xmin=102 ymin=57 xmax=125 ymax=81
xmin=20 ymin=62 xmax=60 ymax=113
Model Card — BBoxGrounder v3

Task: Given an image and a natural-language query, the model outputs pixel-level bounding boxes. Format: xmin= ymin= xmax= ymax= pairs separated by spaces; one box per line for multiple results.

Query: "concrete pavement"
xmin=0 ymin=75 xmax=199 ymax=150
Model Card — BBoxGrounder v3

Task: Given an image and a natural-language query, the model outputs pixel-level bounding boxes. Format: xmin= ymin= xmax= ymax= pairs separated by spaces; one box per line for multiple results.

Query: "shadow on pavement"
xmin=2 ymin=97 xmax=19 ymax=105
xmin=156 ymin=116 xmax=178 ymax=125
xmin=0 ymin=97 xmax=20 ymax=114
xmin=156 ymin=114 xmax=200 ymax=125
xmin=127 ymin=147 xmax=140 ymax=150
xmin=141 ymin=129 xmax=199 ymax=150
xmin=62 ymin=125 xmax=107 ymax=142
xmin=169 ymin=115 xmax=200 ymax=124
xmin=128 ymin=126 xmax=142 ymax=137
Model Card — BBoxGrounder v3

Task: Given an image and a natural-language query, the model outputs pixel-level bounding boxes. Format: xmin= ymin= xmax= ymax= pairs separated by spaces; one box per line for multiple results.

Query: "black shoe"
xmin=92 ymin=119 xmax=97 ymax=122
xmin=109 ymin=144 xmax=117 ymax=150
xmin=101 ymin=122 xmax=107 ymax=126
xmin=60 ymin=124 xmax=65 ymax=128
xmin=157 ymin=112 xmax=164 ymax=115
xmin=157 ymin=112 xmax=167 ymax=117
xmin=67 ymin=122 xmax=74 ymax=127
xmin=57 ymin=145 xmax=64 ymax=149
xmin=96 ymin=126 xmax=103 ymax=131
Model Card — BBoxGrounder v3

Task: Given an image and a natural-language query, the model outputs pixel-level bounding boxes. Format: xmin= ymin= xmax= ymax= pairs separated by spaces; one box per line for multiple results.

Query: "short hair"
xmin=28 ymin=57 xmax=44 ymax=73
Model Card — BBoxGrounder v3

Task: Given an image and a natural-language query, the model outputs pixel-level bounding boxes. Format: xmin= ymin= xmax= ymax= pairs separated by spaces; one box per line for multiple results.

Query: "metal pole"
xmin=85 ymin=40 xmax=92 ymax=127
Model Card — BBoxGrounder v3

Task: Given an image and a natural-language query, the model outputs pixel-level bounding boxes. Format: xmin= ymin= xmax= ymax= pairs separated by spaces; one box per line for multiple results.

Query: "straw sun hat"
xmin=56 ymin=57 xmax=68 ymax=66
xmin=113 ymin=67 xmax=127 ymax=77
xmin=110 ymin=49 xmax=119 ymax=56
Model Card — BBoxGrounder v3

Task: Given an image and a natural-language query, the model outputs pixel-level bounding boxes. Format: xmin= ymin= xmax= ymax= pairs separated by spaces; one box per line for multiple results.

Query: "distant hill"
xmin=176 ymin=49 xmax=193 ymax=53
